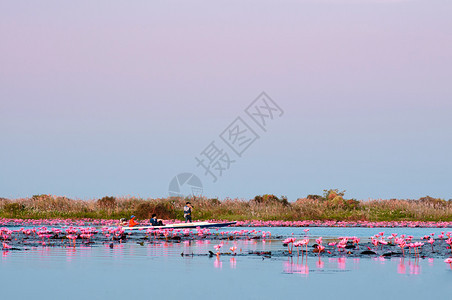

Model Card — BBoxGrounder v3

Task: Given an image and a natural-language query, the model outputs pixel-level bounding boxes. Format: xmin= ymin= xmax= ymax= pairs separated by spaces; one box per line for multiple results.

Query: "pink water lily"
xmin=283 ymin=237 xmax=296 ymax=254
xmin=445 ymin=258 xmax=452 ymax=269
xmin=214 ymin=243 xmax=223 ymax=256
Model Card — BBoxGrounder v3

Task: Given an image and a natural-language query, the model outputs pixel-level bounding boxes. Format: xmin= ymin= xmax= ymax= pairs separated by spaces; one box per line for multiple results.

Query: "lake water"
xmin=1 ymin=227 xmax=451 ymax=300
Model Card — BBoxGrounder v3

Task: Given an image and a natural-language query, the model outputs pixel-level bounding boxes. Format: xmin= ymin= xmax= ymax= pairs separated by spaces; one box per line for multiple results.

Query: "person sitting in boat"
xmin=150 ymin=214 xmax=164 ymax=226
xmin=184 ymin=202 xmax=193 ymax=223
xmin=128 ymin=215 xmax=139 ymax=227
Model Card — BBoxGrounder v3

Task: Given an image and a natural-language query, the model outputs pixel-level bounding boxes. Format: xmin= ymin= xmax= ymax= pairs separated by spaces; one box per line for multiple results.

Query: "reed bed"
xmin=0 ymin=194 xmax=451 ymax=221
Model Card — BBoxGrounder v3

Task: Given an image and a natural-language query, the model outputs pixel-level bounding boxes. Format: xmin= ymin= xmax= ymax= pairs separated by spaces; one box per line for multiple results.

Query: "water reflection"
xmin=230 ymin=257 xmax=236 ymax=269
xmin=397 ymin=259 xmax=406 ymax=274
xmin=284 ymin=257 xmax=309 ymax=276
xmin=66 ymin=247 xmax=76 ymax=262
xmin=337 ymin=257 xmax=346 ymax=269
xmin=408 ymin=259 xmax=421 ymax=275
xmin=214 ymin=257 xmax=222 ymax=269
xmin=316 ymin=258 xmax=324 ymax=269
xmin=397 ymin=258 xmax=422 ymax=275
xmin=2 ymin=237 xmax=448 ymax=278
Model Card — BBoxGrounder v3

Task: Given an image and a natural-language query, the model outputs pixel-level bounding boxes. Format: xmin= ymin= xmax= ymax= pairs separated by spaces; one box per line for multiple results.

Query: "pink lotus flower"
xmin=317 ymin=245 xmax=325 ymax=256
xmin=428 ymin=238 xmax=435 ymax=251
xmin=444 ymin=258 xmax=452 ymax=269
xmin=283 ymin=237 xmax=296 ymax=254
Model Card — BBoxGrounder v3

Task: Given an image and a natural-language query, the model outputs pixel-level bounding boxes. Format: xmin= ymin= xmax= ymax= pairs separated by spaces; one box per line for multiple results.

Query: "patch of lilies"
xmin=283 ymin=237 xmax=296 ymax=254
xmin=214 ymin=243 xmax=223 ymax=256
xmin=293 ymin=239 xmax=309 ymax=256
xmin=445 ymin=258 xmax=452 ymax=269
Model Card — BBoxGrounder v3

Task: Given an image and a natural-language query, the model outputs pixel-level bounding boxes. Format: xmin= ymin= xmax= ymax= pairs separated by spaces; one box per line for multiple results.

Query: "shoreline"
xmin=2 ymin=218 xmax=452 ymax=228
xmin=1 ymin=220 xmax=451 ymax=260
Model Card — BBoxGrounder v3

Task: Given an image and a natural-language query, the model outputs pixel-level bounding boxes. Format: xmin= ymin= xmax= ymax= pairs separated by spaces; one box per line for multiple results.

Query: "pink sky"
xmin=1 ymin=0 xmax=451 ymax=200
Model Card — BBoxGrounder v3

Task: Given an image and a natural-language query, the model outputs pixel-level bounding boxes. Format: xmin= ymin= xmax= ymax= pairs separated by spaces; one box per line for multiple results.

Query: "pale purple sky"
xmin=1 ymin=0 xmax=451 ymax=200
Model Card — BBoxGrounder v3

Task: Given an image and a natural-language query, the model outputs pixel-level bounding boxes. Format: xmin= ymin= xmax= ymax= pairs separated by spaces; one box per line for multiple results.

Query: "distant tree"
xmin=97 ymin=196 xmax=117 ymax=211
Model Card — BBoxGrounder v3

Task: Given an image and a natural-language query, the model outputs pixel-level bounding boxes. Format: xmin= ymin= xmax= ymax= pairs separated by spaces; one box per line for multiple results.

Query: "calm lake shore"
xmin=1 ymin=194 xmax=452 ymax=222
xmin=2 ymin=219 xmax=451 ymax=260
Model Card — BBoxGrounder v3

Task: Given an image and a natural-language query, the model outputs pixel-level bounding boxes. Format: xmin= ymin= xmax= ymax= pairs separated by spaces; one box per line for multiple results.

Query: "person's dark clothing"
xmin=150 ymin=217 xmax=163 ymax=226
xmin=184 ymin=205 xmax=192 ymax=223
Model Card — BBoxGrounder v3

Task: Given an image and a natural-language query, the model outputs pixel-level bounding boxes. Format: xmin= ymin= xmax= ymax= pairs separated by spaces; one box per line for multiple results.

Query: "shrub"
xmin=307 ymin=195 xmax=323 ymax=200
xmin=134 ymin=201 xmax=176 ymax=220
xmin=345 ymin=199 xmax=360 ymax=209
xmin=418 ymin=196 xmax=446 ymax=208
xmin=3 ymin=202 xmax=25 ymax=214
xmin=97 ymin=196 xmax=117 ymax=211
xmin=209 ymin=198 xmax=221 ymax=206
xmin=252 ymin=194 xmax=289 ymax=206
xmin=323 ymin=189 xmax=346 ymax=200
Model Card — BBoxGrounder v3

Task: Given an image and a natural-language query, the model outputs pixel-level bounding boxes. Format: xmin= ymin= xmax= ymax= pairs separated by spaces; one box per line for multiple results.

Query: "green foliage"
xmin=209 ymin=198 xmax=221 ymax=206
xmin=134 ymin=201 xmax=176 ymax=220
xmin=307 ymin=195 xmax=323 ymax=200
xmin=0 ymin=192 xmax=451 ymax=222
xmin=323 ymin=189 xmax=346 ymax=200
xmin=418 ymin=196 xmax=447 ymax=207
xmin=3 ymin=202 xmax=25 ymax=214
xmin=252 ymin=194 xmax=289 ymax=206
xmin=97 ymin=196 xmax=117 ymax=211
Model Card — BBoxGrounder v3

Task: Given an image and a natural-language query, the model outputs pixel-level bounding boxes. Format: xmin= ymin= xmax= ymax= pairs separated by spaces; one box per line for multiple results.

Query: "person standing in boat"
xmin=184 ymin=202 xmax=193 ymax=223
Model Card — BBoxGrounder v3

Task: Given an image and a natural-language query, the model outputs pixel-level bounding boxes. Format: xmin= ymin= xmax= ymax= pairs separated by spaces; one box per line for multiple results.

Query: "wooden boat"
xmin=122 ymin=221 xmax=237 ymax=230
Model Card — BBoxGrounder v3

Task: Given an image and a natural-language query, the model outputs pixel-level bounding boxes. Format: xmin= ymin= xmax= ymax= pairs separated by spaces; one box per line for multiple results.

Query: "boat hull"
xmin=122 ymin=221 xmax=237 ymax=230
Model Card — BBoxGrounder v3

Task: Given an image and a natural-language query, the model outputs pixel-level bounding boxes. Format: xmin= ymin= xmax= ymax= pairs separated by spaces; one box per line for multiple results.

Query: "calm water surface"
xmin=1 ymin=227 xmax=451 ymax=300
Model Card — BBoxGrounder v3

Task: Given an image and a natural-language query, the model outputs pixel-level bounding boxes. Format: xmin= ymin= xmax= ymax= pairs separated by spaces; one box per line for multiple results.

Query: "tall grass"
xmin=0 ymin=194 xmax=451 ymax=221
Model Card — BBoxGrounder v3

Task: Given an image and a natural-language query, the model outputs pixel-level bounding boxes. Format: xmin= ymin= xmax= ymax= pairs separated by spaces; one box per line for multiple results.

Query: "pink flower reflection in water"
xmin=316 ymin=258 xmax=324 ymax=269
xmin=409 ymin=260 xmax=421 ymax=275
xmin=65 ymin=247 xmax=76 ymax=262
xmin=283 ymin=259 xmax=294 ymax=273
xmin=230 ymin=257 xmax=236 ymax=269
xmin=214 ymin=258 xmax=223 ymax=269
xmin=284 ymin=258 xmax=309 ymax=276
xmin=397 ymin=259 xmax=406 ymax=274
xmin=338 ymin=257 xmax=346 ymax=269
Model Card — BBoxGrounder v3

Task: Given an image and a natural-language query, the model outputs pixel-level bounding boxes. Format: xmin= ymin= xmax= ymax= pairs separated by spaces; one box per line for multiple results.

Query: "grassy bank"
xmin=1 ymin=192 xmax=451 ymax=222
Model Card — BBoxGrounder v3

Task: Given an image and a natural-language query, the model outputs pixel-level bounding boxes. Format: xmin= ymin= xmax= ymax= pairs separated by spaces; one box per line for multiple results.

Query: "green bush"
xmin=3 ymin=202 xmax=25 ymax=214
xmin=97 ymin=196 xmax=117 ymax=211
xmin=134 ymin=201 xmax=176 ymax=220
xmin=418 ymin=196 xmax=446 ymax=208
xmin=252 ymin=194 xmax=289 ymax=206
